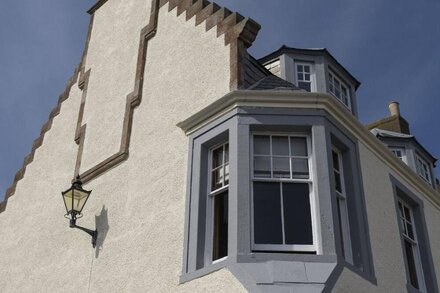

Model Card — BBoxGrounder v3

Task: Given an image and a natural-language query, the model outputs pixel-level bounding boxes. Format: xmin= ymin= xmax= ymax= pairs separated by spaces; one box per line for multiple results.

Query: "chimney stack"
xmin=366 ymin=101 xmax=410 ymax=134
xmin=389 ymin=101 xmax=400 ymax=116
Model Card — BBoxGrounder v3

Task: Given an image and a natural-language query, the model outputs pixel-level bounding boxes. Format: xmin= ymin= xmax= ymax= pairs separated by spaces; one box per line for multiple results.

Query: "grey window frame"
xmin=250 ymin=132 xmax=319 ymax=253
xmin=391 ymin=176 xmax=439 ymax=293
xmin=205 ymin=142 xmax=229 ymax=265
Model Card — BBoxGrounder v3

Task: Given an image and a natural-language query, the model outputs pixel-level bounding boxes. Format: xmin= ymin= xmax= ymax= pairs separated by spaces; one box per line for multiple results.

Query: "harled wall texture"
xmin=80 ymin=0 xmax=149 ymax=172
xmin=333 ymin=142 xmax=440 ymax=292
xmin=0 ymin=1 xmax=243 ymax=292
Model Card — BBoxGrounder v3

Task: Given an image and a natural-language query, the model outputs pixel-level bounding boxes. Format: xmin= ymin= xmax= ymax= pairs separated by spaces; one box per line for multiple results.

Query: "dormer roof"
xmin=258 ymin=45 xmax=361 ymax=89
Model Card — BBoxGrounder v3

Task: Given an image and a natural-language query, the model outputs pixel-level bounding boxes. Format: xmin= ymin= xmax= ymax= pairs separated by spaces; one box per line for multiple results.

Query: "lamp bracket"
xmin=69 ymin=218 xmax=98 ymax=248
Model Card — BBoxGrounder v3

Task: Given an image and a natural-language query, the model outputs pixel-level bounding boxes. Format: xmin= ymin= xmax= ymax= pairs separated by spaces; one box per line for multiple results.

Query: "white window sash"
xmin=205 ymin=142 xmax=229 ymax=265
xmin=294 ymin=61 xmax=316 ymax=92
xmin=332 ymin=147 xmax=353 ymax=264
xmin=398 ymin=200 xmax=427 ymax=293
xmin=250 ymin=133 xmax=319 ymax=253
xmin=416 ymin=155 xmax=432 ymax=184
xmin=328 ymin=71 xmax=352 ymax=110
xmin=389 ymin=147 xmax=408 ymax=164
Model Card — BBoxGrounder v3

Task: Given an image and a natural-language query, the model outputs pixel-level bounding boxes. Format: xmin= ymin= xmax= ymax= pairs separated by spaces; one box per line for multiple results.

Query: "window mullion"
xmin=279 ymin=182 xmax=286 ymax=245
xmin=288 ymin=136 xmax=293 ymax=179
xmin=270 ymin=136 xmax=273 ymax=178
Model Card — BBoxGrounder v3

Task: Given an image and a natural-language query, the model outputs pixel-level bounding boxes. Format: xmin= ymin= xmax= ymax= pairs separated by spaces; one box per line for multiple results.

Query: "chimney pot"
xmin=389 ymin=101 xmax=400 ymax=116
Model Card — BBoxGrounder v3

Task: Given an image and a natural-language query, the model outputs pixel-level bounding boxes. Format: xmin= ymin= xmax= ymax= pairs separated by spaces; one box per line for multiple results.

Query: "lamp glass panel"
xmin=63 ymin=188 xmax=90 ymax=213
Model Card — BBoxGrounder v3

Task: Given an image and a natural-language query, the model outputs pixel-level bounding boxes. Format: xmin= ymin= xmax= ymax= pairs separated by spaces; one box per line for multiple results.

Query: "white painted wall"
xmin=80 ymin=0 xmax=150 ymax=172
xmin=333 ymin=142 xmax=440 ymax=292
xmin=0 ymin=2 xmax=243 ymax=292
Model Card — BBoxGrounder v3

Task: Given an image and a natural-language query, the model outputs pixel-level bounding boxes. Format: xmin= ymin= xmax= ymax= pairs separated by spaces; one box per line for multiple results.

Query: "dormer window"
xmin=295 ymin=62 xmax=315 ymax=92
xmin=416 ymin=156 xmax=432 ymax=185
xmin=390 ymin=147 xmax=408 ymax=164
xmin=328 ymin=71 xmax=351 ymax=110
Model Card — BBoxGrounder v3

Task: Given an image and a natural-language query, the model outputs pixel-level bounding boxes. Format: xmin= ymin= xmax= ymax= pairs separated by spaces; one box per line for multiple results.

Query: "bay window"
xmin=251 ymin=134 xmax=316 ymax=252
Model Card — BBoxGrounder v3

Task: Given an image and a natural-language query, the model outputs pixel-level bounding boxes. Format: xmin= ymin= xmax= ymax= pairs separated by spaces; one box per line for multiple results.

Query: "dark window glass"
xmin=272 ymin=136 xmax=289 ymax=156
xmin=290 ymin=137 xmax=308 ymax=156
xmin=254 ymin=135 xmax=270 ymax=155
xmin=334 ymin=172 xmax=342 ymax=193
xmin=332 ymin=151 xmax=339 ymax=170
xmin=212 ymin=191 xmax=228 ymax=261
xmin=253 ymin=182 xmax=283 ymax=244
xmin=298 ymin=82 xmax=311 ymax=92
xmin=212 ymin=147 xmax=223 ymax=169
xmin=336 ymin=198 xmax=345 ymax=258
xmin=404 ymin=239 xmax=419 ymax=289
xmin=282 ymin=183 xmax=313 ymax=245
xmin=273 ymin=157 xmax=290 ymax=178
xmin=254 ymin=156 xmax=271 ymax=178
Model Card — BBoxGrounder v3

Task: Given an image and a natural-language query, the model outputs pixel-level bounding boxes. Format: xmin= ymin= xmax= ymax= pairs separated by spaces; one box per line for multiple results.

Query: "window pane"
xmin=254 ymin=136 xmax=270 ymax=155
xmin=212 ymin=147 xmax=223 ymax=169
xmin=334 ymin=171 xmax=342 ymax=193
xmin=253 ymin=182 xmax=283 ymax=244
xmin=406 ymin=222 xmax=415 ymax=240
xmin=304 ymin=66 xmax=310 ymax=73
xmin=332 ymin=151 xmax=340 ymax=171
xmin=337 ymin=198 xmax=345 ymax=258
xmin=254 ymin=156 xmax=271 ymax=178
xmin=224 ymin=144 xmax=229 ymax=163
xmin=211 ymin=168 xmax=223 ymax=191
xmin=224 ymin=164 xmax=229 ymax=186
xmin=290 ymin=137 xmax=308 ymax=156
xmin=213 ymin=191 xmax=228 ymax=261
xmin=292 ymin=158 xmax=309 ymax=179
xmin=273 ymin=157 xmax=290 ymax=178
xmin=283 ymin=183 xmax=313 ymax=245
xmin=272 ymin=136 xmax=289 ymax=156
xmin=404 ymin=239 xmax=420 ymax=289
xmin=304 ymin=73 xmax=310 ymax=81
xmin=298 ymin=73 xmax=304 ymax=81
xmin=298 ymin=82 xmax=311 ymax=92
xmin=404 ymin=206 xmax=411 ymax=222
xmin=297 ymin=65 xmax=303 ymax=72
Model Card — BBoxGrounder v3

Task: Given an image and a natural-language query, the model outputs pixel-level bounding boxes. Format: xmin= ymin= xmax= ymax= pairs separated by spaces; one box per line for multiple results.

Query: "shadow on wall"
xmin=94 ymin=205 xmax=109 ymax=258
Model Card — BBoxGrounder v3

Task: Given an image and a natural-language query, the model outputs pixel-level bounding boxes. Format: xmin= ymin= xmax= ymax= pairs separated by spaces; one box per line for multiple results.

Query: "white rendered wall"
xmin=0 ymin=75 xmax=85 ymax=292
xmin=80 ymin=0 xmax=150 ymax=172
xmin=0 ymin=2 xmax=243 ymax=292
xmin=333 ymin=142 xmax=440 ymax=292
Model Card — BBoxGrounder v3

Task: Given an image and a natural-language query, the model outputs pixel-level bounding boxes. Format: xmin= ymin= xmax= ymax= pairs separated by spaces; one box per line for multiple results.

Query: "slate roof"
xmin=371 ymin=128 xmax=414 ymax=139
xmin=371 ymin=128 xmax=437 ymax=162
xmin=248 ymin=75 xmax=302 ymax=91
xmin=259 ymin=45 xmax=361 ymax=89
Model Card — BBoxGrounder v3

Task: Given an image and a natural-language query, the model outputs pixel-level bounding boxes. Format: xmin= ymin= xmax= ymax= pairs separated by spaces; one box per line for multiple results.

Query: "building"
xmin=0 ymin=0 xmax=439 ymax=292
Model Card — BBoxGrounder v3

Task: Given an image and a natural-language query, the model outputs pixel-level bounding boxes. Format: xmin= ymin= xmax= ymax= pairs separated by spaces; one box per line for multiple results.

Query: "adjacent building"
xmin=0 ymin=0 xmax=438 ymax=292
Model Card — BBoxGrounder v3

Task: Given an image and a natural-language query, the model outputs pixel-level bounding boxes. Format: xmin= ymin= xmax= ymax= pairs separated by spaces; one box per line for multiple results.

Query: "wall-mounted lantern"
xmin=62 ymin=176 xmax=98 ymax=247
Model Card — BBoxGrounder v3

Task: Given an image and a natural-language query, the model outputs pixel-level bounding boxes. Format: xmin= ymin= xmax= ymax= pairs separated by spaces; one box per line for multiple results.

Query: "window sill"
xmin=179 ymin=258 xmax=230 ymax=284
xmin=238 ymin=252 xmax=336 ymax=263
xmin=343 ymin=260 xmax=377 ymax=285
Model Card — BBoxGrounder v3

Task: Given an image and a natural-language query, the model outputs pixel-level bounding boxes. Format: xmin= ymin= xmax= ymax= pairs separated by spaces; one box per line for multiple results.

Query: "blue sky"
xmin=1 ymin=0 xmax=439 ymax=201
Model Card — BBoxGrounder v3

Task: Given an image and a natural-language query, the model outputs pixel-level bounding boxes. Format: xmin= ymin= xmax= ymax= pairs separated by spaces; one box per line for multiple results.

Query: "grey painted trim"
xmin=322 ymin=263 xmax=344 ymax=293
xmin=378 ymin=137 xmax=437 ymax=190
xmin=181 ymin=105 xmax=378 ymax=291
xmin=325 ymin=121 xmax=377 ymax=282
xmin=180 ymin=258 xmax=231 ymax=284
xmin=390 ymin=175 xmax=439 ymax=293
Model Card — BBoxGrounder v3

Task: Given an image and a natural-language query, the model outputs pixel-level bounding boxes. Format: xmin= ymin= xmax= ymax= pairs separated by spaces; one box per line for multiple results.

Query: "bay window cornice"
xmin=178 ymin=90 xmax=440 ymax=210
